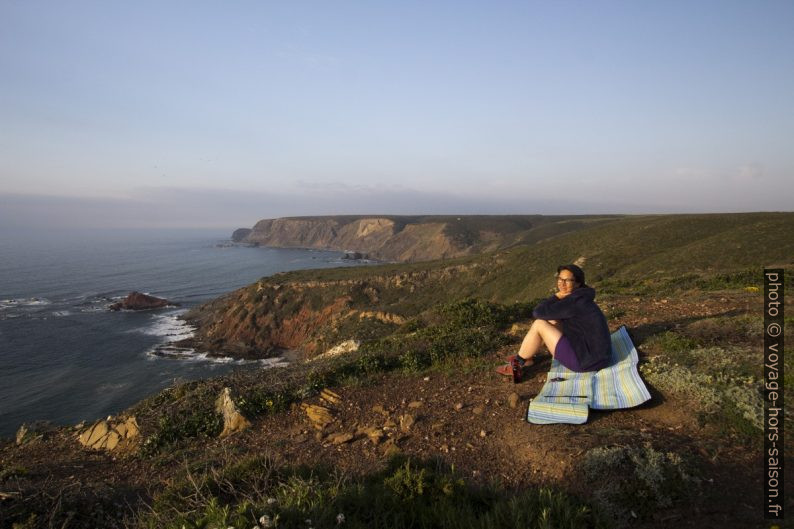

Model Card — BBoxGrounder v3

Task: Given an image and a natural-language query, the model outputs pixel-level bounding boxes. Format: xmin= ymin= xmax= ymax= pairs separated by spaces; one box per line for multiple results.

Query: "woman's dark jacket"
xmin=532 ymin=286 xmax=611 ymax=370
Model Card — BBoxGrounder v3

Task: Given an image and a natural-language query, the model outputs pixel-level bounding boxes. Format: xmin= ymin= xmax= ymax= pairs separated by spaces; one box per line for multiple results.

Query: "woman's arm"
xmin=532 ymin=294 xmax=579 ymax=320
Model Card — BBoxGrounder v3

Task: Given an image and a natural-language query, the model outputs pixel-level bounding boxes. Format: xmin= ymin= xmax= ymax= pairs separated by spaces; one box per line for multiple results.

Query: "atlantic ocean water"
xmin=0 ymin=228 xmax=365 ymax=438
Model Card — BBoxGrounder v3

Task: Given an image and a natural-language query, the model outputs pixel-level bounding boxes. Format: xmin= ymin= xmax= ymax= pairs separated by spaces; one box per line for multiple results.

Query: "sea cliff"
xmin=233 ymin=214 xmax=621 ymax=262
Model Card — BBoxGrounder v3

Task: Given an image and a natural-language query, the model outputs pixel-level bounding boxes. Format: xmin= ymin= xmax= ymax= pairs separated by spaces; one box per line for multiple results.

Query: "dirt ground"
xmin=0 ymin=291 xmax=788 ymax=528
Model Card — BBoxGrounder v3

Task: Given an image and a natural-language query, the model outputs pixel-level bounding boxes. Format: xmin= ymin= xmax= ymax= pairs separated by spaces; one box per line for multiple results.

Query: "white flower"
xmin=336 ymin=513 xmax=346 ymax=524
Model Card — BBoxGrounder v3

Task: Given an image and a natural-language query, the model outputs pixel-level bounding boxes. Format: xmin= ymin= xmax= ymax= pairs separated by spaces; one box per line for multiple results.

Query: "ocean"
xmin=0 ymin=228 xmax=366 ymax=438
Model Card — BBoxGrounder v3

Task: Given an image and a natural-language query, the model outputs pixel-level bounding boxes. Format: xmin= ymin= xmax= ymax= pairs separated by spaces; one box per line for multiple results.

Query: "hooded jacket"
xmin=532 ymin=286 xmax=611 ymax=370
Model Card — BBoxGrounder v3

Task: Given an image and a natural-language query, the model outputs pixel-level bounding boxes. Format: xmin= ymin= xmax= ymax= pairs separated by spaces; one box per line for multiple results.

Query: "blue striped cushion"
xmin=527 ymin=326 xmax=651 ymax=424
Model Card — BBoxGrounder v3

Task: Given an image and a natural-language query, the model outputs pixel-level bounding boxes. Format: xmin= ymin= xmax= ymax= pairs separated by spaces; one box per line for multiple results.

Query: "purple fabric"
xmin=554 ymin=336 xmax=609 ymax=372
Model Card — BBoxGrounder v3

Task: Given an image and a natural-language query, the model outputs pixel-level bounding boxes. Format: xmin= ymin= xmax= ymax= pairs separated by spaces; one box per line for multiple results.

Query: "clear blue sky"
xmin=1 ymin=1 xmax=792 ymax=228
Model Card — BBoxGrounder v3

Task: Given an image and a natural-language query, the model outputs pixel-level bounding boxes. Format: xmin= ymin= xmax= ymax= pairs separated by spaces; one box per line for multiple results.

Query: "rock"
xmin=314 ymin=340 xmax=361 ymax=361
xmin=109 ymin=291 xmax=173 ymax=311
xmin=399 ymin=414 xmax=415 ymax=432
xmin=78 ymin=416 xmax=140 ymax=452
xmin=508 ymin=393 xmax=520 ymax=408
xmin=215 ymin=387 xmax=251 ymax=438
xmin=472 ymin=406 xmax=484 ymax=415
xmin=381 ymin=438 xmax=401 ymax=457
xmin=407 ymin=401 xmax=423 ymax=409
xmin=329 ymin=432 xmax=354 ymax=445
xmin=365 ymin=427 xmax=385 ymax=445
xmin=342 ymin=252 xmax=368 ymax=260
xmin=231 ymin=228 xmax=252 ymax=242
xmin=454 ymin=402 xmax=464 ymax=411
xmin=303 ymin=404 xmax=334 ymax=429
xmin=320 ymin=388 xmax=342 ymax=406
xmin=480 ymin=430 xmax=487 ymax=438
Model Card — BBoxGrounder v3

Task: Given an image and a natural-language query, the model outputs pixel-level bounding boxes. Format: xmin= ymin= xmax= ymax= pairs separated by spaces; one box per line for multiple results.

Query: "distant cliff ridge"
xmin=233 ymin=215 xmax=621 ymax=262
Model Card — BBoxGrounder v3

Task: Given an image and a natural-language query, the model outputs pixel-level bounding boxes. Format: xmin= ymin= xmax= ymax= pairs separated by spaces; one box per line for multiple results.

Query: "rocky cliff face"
xmin=236 ymin=216 xmax=531 ymax=262
xmin=183 ymin=260 xmax=487 ymax=360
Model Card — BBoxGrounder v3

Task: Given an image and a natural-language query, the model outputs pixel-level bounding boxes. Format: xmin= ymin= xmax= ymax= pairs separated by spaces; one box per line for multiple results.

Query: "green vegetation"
xmin=639 ymin=323 xmax=769 ymax=442
xmin=582 ymin=443 xmax=700 ymax=527
xmin=7 ymin=213 xmax=793 ymax=529
xmin=135 ymin=455 xmax=606 ymax=529
xmin=190 ymin=212 xmax=794 ymax=360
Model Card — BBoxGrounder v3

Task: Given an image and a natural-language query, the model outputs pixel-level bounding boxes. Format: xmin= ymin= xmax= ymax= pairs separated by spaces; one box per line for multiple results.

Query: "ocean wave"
xmin=147 ymin=345 xmax=289 ymax=367
xmin=0 ymin=297 xmax=52 ymax=309
xmin=139 ymin=312 xmax=196 ymax=341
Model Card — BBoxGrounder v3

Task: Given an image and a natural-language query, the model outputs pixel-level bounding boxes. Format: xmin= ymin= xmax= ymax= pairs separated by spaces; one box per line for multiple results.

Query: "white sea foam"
xmin=0 ymin=297 xmax=52 ymax=308
xmin=141 ymin=311 xmax=283 ymax=366
xmin=140 ymin=312 xmax=196 ymax=341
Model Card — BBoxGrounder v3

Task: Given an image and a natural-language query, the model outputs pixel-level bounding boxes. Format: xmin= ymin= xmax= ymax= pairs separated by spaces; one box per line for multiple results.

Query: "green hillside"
xmin=186 ymin=212 xmax=793 ymax=359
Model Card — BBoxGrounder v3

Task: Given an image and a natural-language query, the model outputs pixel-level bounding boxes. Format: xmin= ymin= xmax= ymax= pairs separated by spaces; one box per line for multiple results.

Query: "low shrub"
xmin=136 ymin=456 xmax=606 ymax=529
xmin=581 ymin=443 xmax=699 ymax=526
xmin=640 ymin=347 xmax=765 ymax=438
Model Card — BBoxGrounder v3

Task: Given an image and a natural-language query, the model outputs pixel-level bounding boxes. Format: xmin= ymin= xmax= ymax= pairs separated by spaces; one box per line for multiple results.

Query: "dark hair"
xmin=557 ymin=264 xmax=586 ymax=287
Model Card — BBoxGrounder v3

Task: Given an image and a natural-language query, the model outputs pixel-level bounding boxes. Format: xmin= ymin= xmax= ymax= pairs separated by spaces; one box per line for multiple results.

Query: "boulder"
xmin=78 ymin=416 xmax=140 ymax=452
xmin=109 ymin=291 xmax=174 ymax=311
xmin=215 ymin=387 xmax=251 ymax=438
xmin=303 ymin=404 xmax=334 ymax=429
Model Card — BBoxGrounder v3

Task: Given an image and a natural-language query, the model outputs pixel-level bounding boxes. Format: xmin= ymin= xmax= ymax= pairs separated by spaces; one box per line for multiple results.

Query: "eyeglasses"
xmin=556 ymin=276 xmax=577 ymax=285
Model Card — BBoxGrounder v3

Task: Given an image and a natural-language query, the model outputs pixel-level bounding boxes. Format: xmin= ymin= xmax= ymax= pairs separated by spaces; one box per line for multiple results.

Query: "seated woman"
xmin=496 ymin=264 xmax=612 ymax=382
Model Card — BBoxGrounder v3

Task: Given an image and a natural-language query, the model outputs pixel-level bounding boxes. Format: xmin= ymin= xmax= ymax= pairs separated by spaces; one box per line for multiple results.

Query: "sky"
xmin=1 ymin=0 xmax=793 ymax=229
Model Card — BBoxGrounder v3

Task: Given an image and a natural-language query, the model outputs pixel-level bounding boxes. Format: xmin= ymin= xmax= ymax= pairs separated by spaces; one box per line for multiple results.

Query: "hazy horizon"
xmin=2 ymin=1 xmax=793 ymax=229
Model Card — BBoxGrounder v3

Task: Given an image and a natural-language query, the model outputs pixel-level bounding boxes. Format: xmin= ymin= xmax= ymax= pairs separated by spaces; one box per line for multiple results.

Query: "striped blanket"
xmin=526 ymin=326 xmax=651 ymax=424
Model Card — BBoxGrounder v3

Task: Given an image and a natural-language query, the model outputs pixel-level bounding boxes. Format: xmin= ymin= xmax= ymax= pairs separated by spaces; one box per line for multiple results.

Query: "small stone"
xmin=367 ymin=429 xmax=385 ymax=445
xmin=454 ymin=402 xmax=464 ymax=411
xmin=423 ymin=376 xmax=430 ymax=381
xmin=330 ymin=433 xmax=354 ymax=445
xmin=472 ymin=406 xmax=484 ymax=415
xmin=508 ymin=393 xmax=520 ymax=408
xmin=399 ymin=414 xmax=415 ymax=432
xmin=480 ymin=430 xmax=487 ymax=438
